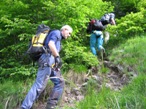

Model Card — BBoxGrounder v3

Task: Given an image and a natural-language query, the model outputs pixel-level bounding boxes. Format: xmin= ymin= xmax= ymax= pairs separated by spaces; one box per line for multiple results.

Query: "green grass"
xmin=74 ymin=36 xmax=146 ymax=109
xmin=0 ymin=79 xmax=33 ymax=109
xmin=109 ymin=36 xmax=146 ymax=74
xmin=75 ymin=75 xmax=146 ymax=109
xmin=118 ymin=75 xmax=146 ymax=109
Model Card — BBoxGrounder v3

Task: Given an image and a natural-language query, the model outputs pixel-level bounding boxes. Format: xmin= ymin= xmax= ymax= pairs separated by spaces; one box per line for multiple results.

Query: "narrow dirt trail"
xmin=30 ymin=59 xmax=137 ymax=109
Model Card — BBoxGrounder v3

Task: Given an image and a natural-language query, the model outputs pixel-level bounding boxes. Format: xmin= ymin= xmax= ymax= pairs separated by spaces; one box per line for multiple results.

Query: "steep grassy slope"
xmin=75 ymin=36 xmax=146 ymax=109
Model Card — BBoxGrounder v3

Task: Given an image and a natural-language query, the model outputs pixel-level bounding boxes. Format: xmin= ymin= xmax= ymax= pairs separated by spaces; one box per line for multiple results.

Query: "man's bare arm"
xmin=48 ymin=41 xmax=59 ymax=57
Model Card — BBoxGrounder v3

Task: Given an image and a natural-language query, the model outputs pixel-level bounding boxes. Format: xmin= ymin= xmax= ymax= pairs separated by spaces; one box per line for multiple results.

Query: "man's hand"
xmin=55 ymin=56 xmax=62 ymax=69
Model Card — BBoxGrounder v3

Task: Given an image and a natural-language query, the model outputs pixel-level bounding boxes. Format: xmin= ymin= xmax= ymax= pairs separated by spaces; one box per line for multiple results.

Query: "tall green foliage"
xmin=0 ymin=0 xmax=113 ymax=80
xmin=104 ymin=0 xmax=146 ymax=17
xmin=105 ymin=9 xmax=146 ymax=50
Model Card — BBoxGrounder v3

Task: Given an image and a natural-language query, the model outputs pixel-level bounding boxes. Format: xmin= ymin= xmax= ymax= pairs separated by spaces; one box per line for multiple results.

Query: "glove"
xmin=55 ymin=56 xmax=62 ymax=70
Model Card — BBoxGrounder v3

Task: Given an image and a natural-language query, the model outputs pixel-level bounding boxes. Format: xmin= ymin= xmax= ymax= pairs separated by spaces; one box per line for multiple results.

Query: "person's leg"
xmin=96 ymin=32 xmax=105 ymax=59
xmin=46 ymin=70 xmax=65 ymax=109
xmin=21 ymin=67 xmax=51 ymax=109
xmin=21 ymin=54 xmax=53 ymax=109
xmin=96 ymin=31 xmax=104 ymax=51
xmin=90 ymin=33 xmax=97 ymax=55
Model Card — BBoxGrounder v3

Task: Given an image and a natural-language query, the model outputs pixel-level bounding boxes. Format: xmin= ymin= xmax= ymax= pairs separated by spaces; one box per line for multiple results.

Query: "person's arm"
xmin=111 ymin=18 xmax=116 ymax=25
xmin=48 ymin=40 xmax=62 ymax=70
xmin=48 ymin=41 xmax=59 ymax=57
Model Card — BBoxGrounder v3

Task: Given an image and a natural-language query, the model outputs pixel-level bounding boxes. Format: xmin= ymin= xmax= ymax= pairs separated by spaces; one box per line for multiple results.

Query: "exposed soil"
xmin=16 ymin=59 xmax=137 ymax=109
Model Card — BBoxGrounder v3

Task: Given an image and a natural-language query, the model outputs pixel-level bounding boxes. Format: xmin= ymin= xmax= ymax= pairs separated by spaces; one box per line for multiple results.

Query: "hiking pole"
xmin=49 ymin=64 xmax=77 ymax=87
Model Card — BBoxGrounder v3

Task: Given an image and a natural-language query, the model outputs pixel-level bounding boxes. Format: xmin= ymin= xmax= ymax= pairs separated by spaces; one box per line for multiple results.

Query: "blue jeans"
xmin=21 ymin=54 xmax=64 ymax=109
xmin=90 ymin=31 xmax=104 ymax=56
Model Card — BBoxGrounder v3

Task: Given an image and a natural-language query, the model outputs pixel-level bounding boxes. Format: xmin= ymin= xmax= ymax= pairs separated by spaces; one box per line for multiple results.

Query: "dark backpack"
xmin=100 ymin=13 xmax=115 ymax=25
xmin=27 ymin=24 xmax=50 ymax=61
xmin=100 ymin=14 xmax=111 ymax=25
xmin=86 ymin=19 xmax=105 ymax=33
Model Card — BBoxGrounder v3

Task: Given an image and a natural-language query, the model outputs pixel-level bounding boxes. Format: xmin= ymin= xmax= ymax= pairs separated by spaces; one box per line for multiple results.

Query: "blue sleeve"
xmin=48 ymin=32 xmax=58 ymax=42
xmin=44 ymin=30 xmax=61 ymax=47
